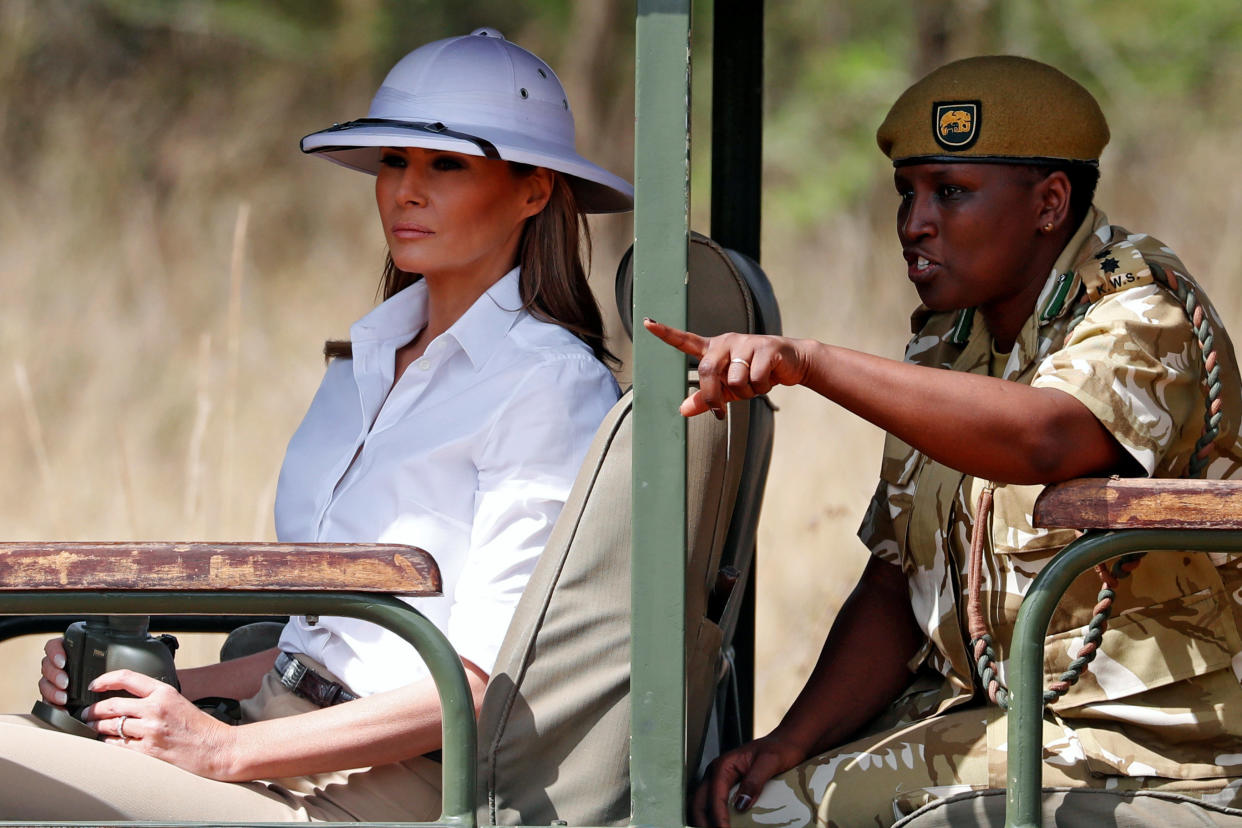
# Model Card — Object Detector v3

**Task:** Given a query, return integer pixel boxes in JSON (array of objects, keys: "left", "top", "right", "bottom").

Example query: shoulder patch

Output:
[{"left": 1079, "top": 240, "right": 1155, "bottom": 302}]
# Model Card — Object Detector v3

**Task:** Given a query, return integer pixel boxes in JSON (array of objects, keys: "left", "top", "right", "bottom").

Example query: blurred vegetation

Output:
[
  {"left": 760, "top": 0, "right": 1242, "bottom": 230},
  {"left": 3, "top": 0, "right": 1242, "bottom": 727}
]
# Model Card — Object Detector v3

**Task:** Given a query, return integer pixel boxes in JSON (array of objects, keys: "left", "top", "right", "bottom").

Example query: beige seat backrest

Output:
[{"left": 477, "top": 233, "right": 779, "bottom": 825}]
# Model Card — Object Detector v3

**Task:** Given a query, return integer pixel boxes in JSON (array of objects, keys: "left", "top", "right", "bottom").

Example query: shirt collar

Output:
[
  {"left": 1034, "top": 206, "right": 1108, "bottom": 323},
  {"left": 444, "top": 267, "right": 525, "bottom": 370},
  {"left": 350, "top": 280, "right": 428, "bottom": 346},
  {"left": 939, "top": 207, "right": 1109, "bottom": 347},
  {"left": 347, "top": 268, "right": 526, "bottom": 371},
  {"left": 989, "top": 207, "right": 1109, "bottom": 380}
]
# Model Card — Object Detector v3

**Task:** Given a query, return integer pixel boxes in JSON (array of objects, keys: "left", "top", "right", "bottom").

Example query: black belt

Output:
[
  {"left": 270, "top": 652, "right": 441, "bottom": 762},
  {"left": 275, "top": 652, "right": 359, "bottom": 707}
]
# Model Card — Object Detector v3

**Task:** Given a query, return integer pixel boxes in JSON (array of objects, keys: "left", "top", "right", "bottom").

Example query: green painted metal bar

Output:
[
  {"left": 0, "top": 591, "right": 476, "bottom": 828},
  {"left": 632, "top": 1, "right": 691, "bottom": 827},
  {"left": 1006, "top": 529, "right": 1242, "bottom": 828}
]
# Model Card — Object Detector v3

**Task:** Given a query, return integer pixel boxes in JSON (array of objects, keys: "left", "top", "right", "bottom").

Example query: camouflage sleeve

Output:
[
  {"left": 858, "top": 478, "right": 902, "bottom": 566},
  {"left": 857, "top": 434, "right": 922, "bottom": 567},
  {"left": 1030, "top": 284, "right": 1199, "bottom": 475}
]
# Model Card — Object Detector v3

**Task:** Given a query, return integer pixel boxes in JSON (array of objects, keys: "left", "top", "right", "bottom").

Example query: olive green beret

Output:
[{"left": 876, "top": 55, "right": 1109, "bottom": 166}]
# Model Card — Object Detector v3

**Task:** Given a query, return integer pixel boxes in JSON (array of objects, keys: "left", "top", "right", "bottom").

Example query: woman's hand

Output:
[
  {"left": 643, "top": 319, "right": 813, "bottom": 419},
  {"left": 691, "top": 733, "right": 807, "bottom": 827},
  {"left": 81, "top": 670, "right": 239, "bottom": 780},
  {"left": 38, "top": 637, "right": 70, "bottom": 707}
]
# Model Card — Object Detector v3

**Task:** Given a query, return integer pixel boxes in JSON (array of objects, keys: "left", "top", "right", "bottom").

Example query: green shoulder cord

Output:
[{"left": 966, "top": 264, "right": 1225, "bottom": 710}]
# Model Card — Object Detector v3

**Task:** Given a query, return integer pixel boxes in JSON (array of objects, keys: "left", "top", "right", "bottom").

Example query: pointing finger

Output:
[
  {"left": 643, "top": 318, "right": 709, "bottom": 358},
  {"left": 679, "top": 389, "right": 714, "bottom": 418}
]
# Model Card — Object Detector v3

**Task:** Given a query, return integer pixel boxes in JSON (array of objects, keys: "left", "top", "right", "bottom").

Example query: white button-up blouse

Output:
[{"left": 274, "top": 268, "right": 620, "bottom": 696}]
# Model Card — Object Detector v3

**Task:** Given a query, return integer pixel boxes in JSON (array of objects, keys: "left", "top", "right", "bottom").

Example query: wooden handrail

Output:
[
  {"left": 1033, "top": 478, "right": 1242, "bottom": 530},
  {"left": 0, "top": 542, "right": 440, "bottom": 594}
]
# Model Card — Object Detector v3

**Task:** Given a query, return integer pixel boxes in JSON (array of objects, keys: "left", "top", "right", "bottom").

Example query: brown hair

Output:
[{"left": 325, "top": 167, "right": 614, "bottom": 367}]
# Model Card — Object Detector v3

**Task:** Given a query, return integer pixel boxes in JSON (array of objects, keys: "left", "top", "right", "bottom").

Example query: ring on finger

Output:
[
  {"left": 118, "top": 714, "right": 129, "bottom": 744},
  {"left": 729, "top": 357, "right": 751, "bottom": 370}
]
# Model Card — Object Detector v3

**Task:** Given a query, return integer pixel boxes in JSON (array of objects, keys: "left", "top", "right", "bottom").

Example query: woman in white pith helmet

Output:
[{"left": 3, "top": 28, "right": 629, "bottom": 821}]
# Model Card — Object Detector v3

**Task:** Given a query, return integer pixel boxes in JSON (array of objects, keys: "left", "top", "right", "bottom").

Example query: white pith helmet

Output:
[{"left": 301, "top": 27, "right": 633, "bottom": 214}]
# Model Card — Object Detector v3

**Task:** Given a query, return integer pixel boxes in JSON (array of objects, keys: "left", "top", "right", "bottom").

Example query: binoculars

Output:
[{"left": 32, "top": 616, "right": 179, "bottom": 739}]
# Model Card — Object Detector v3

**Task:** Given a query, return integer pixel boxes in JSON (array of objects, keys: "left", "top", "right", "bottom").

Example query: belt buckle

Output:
[{"left": 279, "top": 655, "right": 308, "bottom": 692}]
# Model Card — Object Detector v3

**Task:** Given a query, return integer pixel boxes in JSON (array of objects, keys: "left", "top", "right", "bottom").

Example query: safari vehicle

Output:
[{"left": 1, "top": 3, "right": 1240, "bottom": 828}]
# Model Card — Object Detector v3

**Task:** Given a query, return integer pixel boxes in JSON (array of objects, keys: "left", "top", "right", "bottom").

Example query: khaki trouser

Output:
[
  {"left": 0, "top": 655, "right": 441, "bottom": 822},
  {"left": 733, "top": 705, "right": 1242, "bottom": 828}
]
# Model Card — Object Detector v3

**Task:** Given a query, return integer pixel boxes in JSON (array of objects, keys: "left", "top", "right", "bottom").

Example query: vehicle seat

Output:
[
  {"left": 476, "top": 232, "right": 781, "bottom": 825},
  {"left": 893, "top": 787, "right": 1242, "bottom": 827}
]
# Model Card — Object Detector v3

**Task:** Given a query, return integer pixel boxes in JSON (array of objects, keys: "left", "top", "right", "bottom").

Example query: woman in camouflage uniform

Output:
[{"left": 648, "top": 56, "right": 1242, "bottom": 827}]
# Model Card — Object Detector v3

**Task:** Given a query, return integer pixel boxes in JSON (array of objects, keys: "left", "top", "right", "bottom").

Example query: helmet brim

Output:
[{"left": 301, "top": 121, "right": 634, "bottom": 214}]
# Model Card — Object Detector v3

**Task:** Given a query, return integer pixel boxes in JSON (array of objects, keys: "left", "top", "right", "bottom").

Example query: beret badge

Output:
[{"left": 933, "top": 101, "right": 981, "bottom": 151}]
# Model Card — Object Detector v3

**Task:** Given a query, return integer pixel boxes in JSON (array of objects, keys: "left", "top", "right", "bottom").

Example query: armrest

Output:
[
  {"left": 0, "top": 542, "right": 476, "bottom": 825},
  {"left": 0, "top": 542, "right": 440, "bottom": 595},
  {"left": 1033, "top": 477, "right": 1242, "bottom": 530}
]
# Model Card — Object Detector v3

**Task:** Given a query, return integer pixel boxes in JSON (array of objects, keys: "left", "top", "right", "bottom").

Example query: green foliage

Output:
[
  {"left": 99, "top": 0, "right": 336, "bottom": 58},
  {"left": 763, "top": 36, "right": 908, "bottom": 228},
  {"left": 756, "top": 0, "right": 1242, "bottom": 232}
]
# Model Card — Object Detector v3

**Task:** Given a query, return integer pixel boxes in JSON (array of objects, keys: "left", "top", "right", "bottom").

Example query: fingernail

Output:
[
  {"left": 644, "top": 317, "right": 656, "bottom": 324},
  {"left": 54, "top": 690, "right": 67, "bottom": 705},
  {"left": 55, "top": 673, "right": 68, "bottom": 690},
  {"left": 53, "top": 653, "right": 65, "bottom": 669},
  {"left": 734, "top": 794, "right": 753, "bottom": 811}
]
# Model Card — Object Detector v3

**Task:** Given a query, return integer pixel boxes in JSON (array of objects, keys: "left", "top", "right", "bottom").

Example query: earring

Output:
[{"left": 1042, "top": 222, "right": 1054, "bottom": 233}]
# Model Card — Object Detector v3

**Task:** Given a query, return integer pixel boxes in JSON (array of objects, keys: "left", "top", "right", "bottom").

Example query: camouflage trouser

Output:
[{"left": 732, "top": 705, "right": 1242, "bottom": 828}]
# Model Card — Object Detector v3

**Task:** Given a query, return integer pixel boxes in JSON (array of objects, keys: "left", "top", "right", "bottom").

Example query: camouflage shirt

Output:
[{"left": 857, "top": 207, "right": 1242, "bottom": 780}]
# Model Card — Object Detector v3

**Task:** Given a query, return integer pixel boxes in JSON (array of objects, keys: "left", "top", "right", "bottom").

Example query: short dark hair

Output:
[{"left": 1019, "top": 162, "right": 1100, "bottom": 228}]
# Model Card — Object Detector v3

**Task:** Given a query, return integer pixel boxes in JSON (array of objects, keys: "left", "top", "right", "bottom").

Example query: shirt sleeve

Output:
[
  {"left": 1030, "top": 284, "right": 1200, "bottom": 476},
  {"left": 446, "top": 353, "right": 620, "bottom": 675},
  {"left": 857, "top": 425, "right": 924, "bottom": 567},
  {"left": 858, "top": 479, "right": 903, "bottom": 566}
]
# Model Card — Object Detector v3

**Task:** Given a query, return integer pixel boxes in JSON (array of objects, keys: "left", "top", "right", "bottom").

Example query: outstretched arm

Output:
[
  {"left": 643, "top": 320, "right": 1132, "bottom": 485},
  {"left": 692, "top": 556, "right": 921, "bottom": 827}
]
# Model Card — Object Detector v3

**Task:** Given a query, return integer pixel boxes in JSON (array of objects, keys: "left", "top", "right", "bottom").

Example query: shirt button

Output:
[{"left": 417, "top": 360, "right": 431, "bottom": 371}]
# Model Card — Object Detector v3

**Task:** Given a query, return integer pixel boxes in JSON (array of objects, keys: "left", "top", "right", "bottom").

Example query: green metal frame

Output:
[
  {"left": 0, "top": 591, "right": 477, "bottom": 828},
  {"left": 631, "top": 2, "right": 692, "bottom": 828},
  {"left": 1005, "top": 529, "right": 1242, "bottom": 828}
]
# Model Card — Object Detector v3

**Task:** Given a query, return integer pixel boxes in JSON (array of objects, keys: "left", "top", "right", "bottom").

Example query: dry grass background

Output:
[{"left": 3, "top": 0, "right": 1242, "bottom": 745}]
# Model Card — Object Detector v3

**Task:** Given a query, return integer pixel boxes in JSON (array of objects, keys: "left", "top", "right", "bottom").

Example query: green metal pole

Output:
[
  {"left": 0, "top": 591, "right": 476, "bottom": 828},
  {"left": 632, "top": 2, "right": 691, "bottom": 827},
  {"left": 1006, "top": 529, "right": 1242, "bottom": 828}
]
